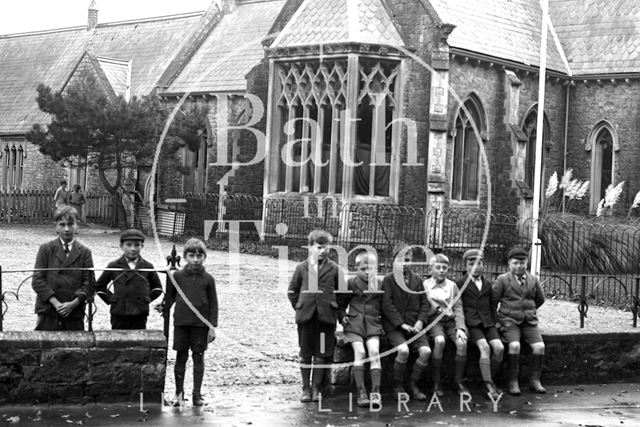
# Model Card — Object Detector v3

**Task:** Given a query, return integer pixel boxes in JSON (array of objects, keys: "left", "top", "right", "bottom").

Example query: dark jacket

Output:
[
  {"left": 31, "top": 239, "right": 94, "bottom": 318},
  {"left": 165, "top": 266, "right": 218, "bottom": 328},
  {"left": 456, "top": 274, "right": 497, "bottom": 328},
  {"left": 492, "top": 271, "right": 545, "bottom": 325},
  {"left": 338, "top": 275, "right": 384, "bottom": 338},
  {"left": 95, "top": 256, "right": 163, "bottom": 316},
  {"left": 381, "top": 270, "right": 434, "bottom": 333},
  {"left": 288, "top": 259, "right": 342, "bottom": 325}
]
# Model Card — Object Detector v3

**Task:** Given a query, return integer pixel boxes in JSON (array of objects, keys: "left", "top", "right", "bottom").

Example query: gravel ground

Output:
[{"left": 0, "top": 224, "right": 637, "bottom": 399}]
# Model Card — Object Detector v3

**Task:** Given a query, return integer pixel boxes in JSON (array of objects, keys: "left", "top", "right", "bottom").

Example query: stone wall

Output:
[
  {"left": 332, "top": 331, "right": 640, "bottom": 392},
  {"left": 0, "top": 330, "right": 166, "bottom": 404}
]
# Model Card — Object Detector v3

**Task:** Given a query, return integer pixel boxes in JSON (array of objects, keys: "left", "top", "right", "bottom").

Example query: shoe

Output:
[
  {"left": 311, "top": 388, "right": 322, "bottom": 402},
  {"left": 300, "top": 388, "right": 312, "bottom": 403},
  {"left": 356, "top": 388, "right": 370, "bottom": 407},
  {"left": 392, "top": 385, "right": 407, "bottom": 400},
  {"left": 171, "top": 392, "right": 184, "bottom": 407},
  {"left": 408, "top": 382, "right": 427, "bottom": 401},
  {"left": 455, "top": 381, "right": 470, "bottom": 395},
  {"left": 432, "top": 382, "right": 444, "bottom": 398},
  {"left": 192, "top": 392, "right": 205, "bottom": 406},
  {"left": 483, "top": 381, "right": 500, "bottom": 400},
  {"left": 529, "top": 380, "right": 547, "bottom": 394}
]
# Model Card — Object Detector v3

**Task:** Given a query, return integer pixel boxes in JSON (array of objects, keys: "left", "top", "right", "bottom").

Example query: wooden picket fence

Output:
[{"left": 0, "top": 190, "right": 114, "bottom": 225}]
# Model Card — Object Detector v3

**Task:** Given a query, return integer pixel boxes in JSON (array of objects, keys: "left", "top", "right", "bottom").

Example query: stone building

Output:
[{"left": 1, "top": 0, "right": 639, "bottom": 227}]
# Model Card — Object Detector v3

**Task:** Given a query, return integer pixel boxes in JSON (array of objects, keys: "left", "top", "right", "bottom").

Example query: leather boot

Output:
[
  {"left": 507, "top": 354, "right": 521, "bottom": 396},
  {"left": 408, "top": 361, "right": 427, "bottom": 401},
  {"left": 529, "top": 354, "right": 547, "bottom": 394},
  {"left": 356, "top": 386, "right": 370, "bottom": 407},
  {"left": 392, "top": 361, "right": 407, "bottom": 399}
]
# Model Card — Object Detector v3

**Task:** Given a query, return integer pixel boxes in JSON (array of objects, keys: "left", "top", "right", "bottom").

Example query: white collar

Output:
[{"left": 60, "top": 238, "right": 75, "bottom": 247}]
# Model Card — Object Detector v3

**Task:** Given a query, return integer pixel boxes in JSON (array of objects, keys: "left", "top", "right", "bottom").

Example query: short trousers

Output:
[
  {"left": 500, "top": 321, "right": 543, "bottom": 344},
  {"left": 173, "top": 325, "right": 209, "bottom": 352},
  {"left": 468, "top": 325, "right": 500, "bottom": 343},
  {"left": 386, "top": 328, "right": 430, "bottom": 351},
  {"left": 343, "top": 332, "right": 380, "bottom": 344},
  {"left": 297, "top": 317, "right": 336, "bottom": 361},
  {"left": 428, "top": 317, "right": 459, "bottom": 342}
]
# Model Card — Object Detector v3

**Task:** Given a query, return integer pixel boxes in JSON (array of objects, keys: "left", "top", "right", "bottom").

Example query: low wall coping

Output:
[{"left": 0, "top": 330, "right": 166, "bottom": 350}]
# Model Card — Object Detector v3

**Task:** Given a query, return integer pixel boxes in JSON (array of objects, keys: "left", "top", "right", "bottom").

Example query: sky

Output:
[{"left": 0, "top": 0, "right": 214, "bottom": 36}]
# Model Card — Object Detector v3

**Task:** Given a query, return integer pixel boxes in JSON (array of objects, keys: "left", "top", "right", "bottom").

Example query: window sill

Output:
[
  {"left": 348, "top": 195, "right": 396, "bottom": 205},
  {"left": 449, "top": 200, "right": 480, "bottom": 209}
]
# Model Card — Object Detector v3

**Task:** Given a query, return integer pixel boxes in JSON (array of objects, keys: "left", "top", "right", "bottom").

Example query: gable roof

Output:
[
  {"left": 428, "top": 0, "right": 568, "bottom": 73},
  {"left": 0, "top": 12, "right": 203, "bottom": 135},
  {"left": 270, "top": 0, "right": 405, "bottom": 49},
  {"left": 549, "top": 0, "right": 640, "bottom": 76},
  {"left": 164, "top": 0, "right": 287, "bottom": 94}
]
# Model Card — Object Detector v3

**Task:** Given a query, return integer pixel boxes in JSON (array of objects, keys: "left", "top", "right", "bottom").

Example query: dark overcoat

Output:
[
  {"left": 95, "top": 256, "right": 163, "bottom": 316},
  {"left": 381, "top": 270, "right": 433, "bottom": 333},
  {"left": 287, "top": 259, "right": 342, "bottom": 325},
  {"left": 31, "top": 239, "right": 94, "bottom": 318},
  {"left": 456, "top": 274, "right": 497, "bottom": 328},
  {"left": 338, "top": 275, "right": 384, "bottom": 338},
  {"left": 492, "top": 271, "right": 545, "bottom": 325}
]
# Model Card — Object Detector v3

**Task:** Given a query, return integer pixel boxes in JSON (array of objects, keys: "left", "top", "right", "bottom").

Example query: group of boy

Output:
[
  {"left": 31, "top": 206, "right": 218, "bottom": 406},
  {"left": 288, "top": 229, "right": 546, "bottom": 407}
]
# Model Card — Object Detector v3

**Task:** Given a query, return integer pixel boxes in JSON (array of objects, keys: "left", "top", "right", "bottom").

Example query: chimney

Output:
[{"left": 88, "top": 0, "right": 98, "bottom": 30}]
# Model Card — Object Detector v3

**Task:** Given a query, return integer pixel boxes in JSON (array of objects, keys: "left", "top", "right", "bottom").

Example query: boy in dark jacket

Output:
[
  {"left": 493, "top": 247, "right": 545, "bottom": 396},
  {"left": 456, "top": 249, "right": 503, "bottom": 399},
  {"left": 96, "top": 229, "right": 163, "bottom": 329},
  {"left": 338, "top": 251, "right": 383, "bottom": 407},
  {"left": 382, "top": 244, "right": 438, "bottom": 401},
  {"left": 31, "top": 206, "right": 94, "bottom": 331},
  {"left": 288, "top": 229, "right": 342, "bottom": 403},
  {"left": 164, "top": 238, "right": 218, "bottom": 406}
]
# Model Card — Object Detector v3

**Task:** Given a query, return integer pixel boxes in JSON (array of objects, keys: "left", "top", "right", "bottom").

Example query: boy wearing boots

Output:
[
  {"left": 456, "top": 249, "right": 503, "bottom": 400},
  {"left": 424, "top": 254, "right": 468, "bottom": 397},
  {"left": 382, "top": 244, "right": 437, "bottom": 402},
  {"left": 288, "top": 230, "right": 342, "bottom": 403},
  {"left": 164, "top": 238, "right": 218, "bottom": 406},
  {"left": 493, "top": 247, "right": 546, "bottom": 396},
  {"left": 338, "top": 252, "right": 383, "bottom": 407}
]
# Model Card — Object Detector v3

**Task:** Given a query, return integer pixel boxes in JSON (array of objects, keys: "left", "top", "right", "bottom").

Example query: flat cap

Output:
[
  {"left": 120, "top": 229, "right": 145, "bottom": 243},
  {"left": 506, "top": 247, "right": 528, "bottom": 260},
  {"left": 463, "top": 249, "right": 483, "bottom": 262}
]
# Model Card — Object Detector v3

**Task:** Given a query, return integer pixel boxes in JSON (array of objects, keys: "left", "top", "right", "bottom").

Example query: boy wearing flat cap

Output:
[
  {"left": 456, "top": 249, "right": 503, "bottom": 400},
  {"left": 96, "top": 229, "right": 163, "bottom": 329},
  {"left": 493, "top": 247, "right": 546, "bottom": 396}
]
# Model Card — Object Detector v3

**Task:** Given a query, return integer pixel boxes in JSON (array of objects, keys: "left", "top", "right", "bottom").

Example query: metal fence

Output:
[
  {"left": 0, "top": 246, "right": 181, "bottom": 334},
  {"left": 154, "top": 194, "right": 640, "bottom": 312}
]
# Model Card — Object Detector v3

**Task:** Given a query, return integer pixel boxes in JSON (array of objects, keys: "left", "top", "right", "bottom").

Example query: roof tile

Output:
[{"left": 272, "top": 0, "right": 404, "bottom": 49}]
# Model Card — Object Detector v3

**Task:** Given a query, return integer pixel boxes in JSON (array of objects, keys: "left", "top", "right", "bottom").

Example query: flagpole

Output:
[{"left": 530, "top": 0, "right": 549, "bottom": 276}]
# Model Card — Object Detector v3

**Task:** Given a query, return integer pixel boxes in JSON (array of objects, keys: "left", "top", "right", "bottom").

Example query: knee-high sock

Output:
[
  {"left": 479, "top": 357, "right": 492, "bottom": 382},
  {"left": 192, "top": 352, "right": 205, "bottom": 394},
  {"left": 174, "top": 351, "right": 188, "bottom": 395},
  {"left": 352, "top": 365, "right": 365, "bottom": 391},
  {"left": 455, "top": 355, "right": 467, "bottom": 382}
]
